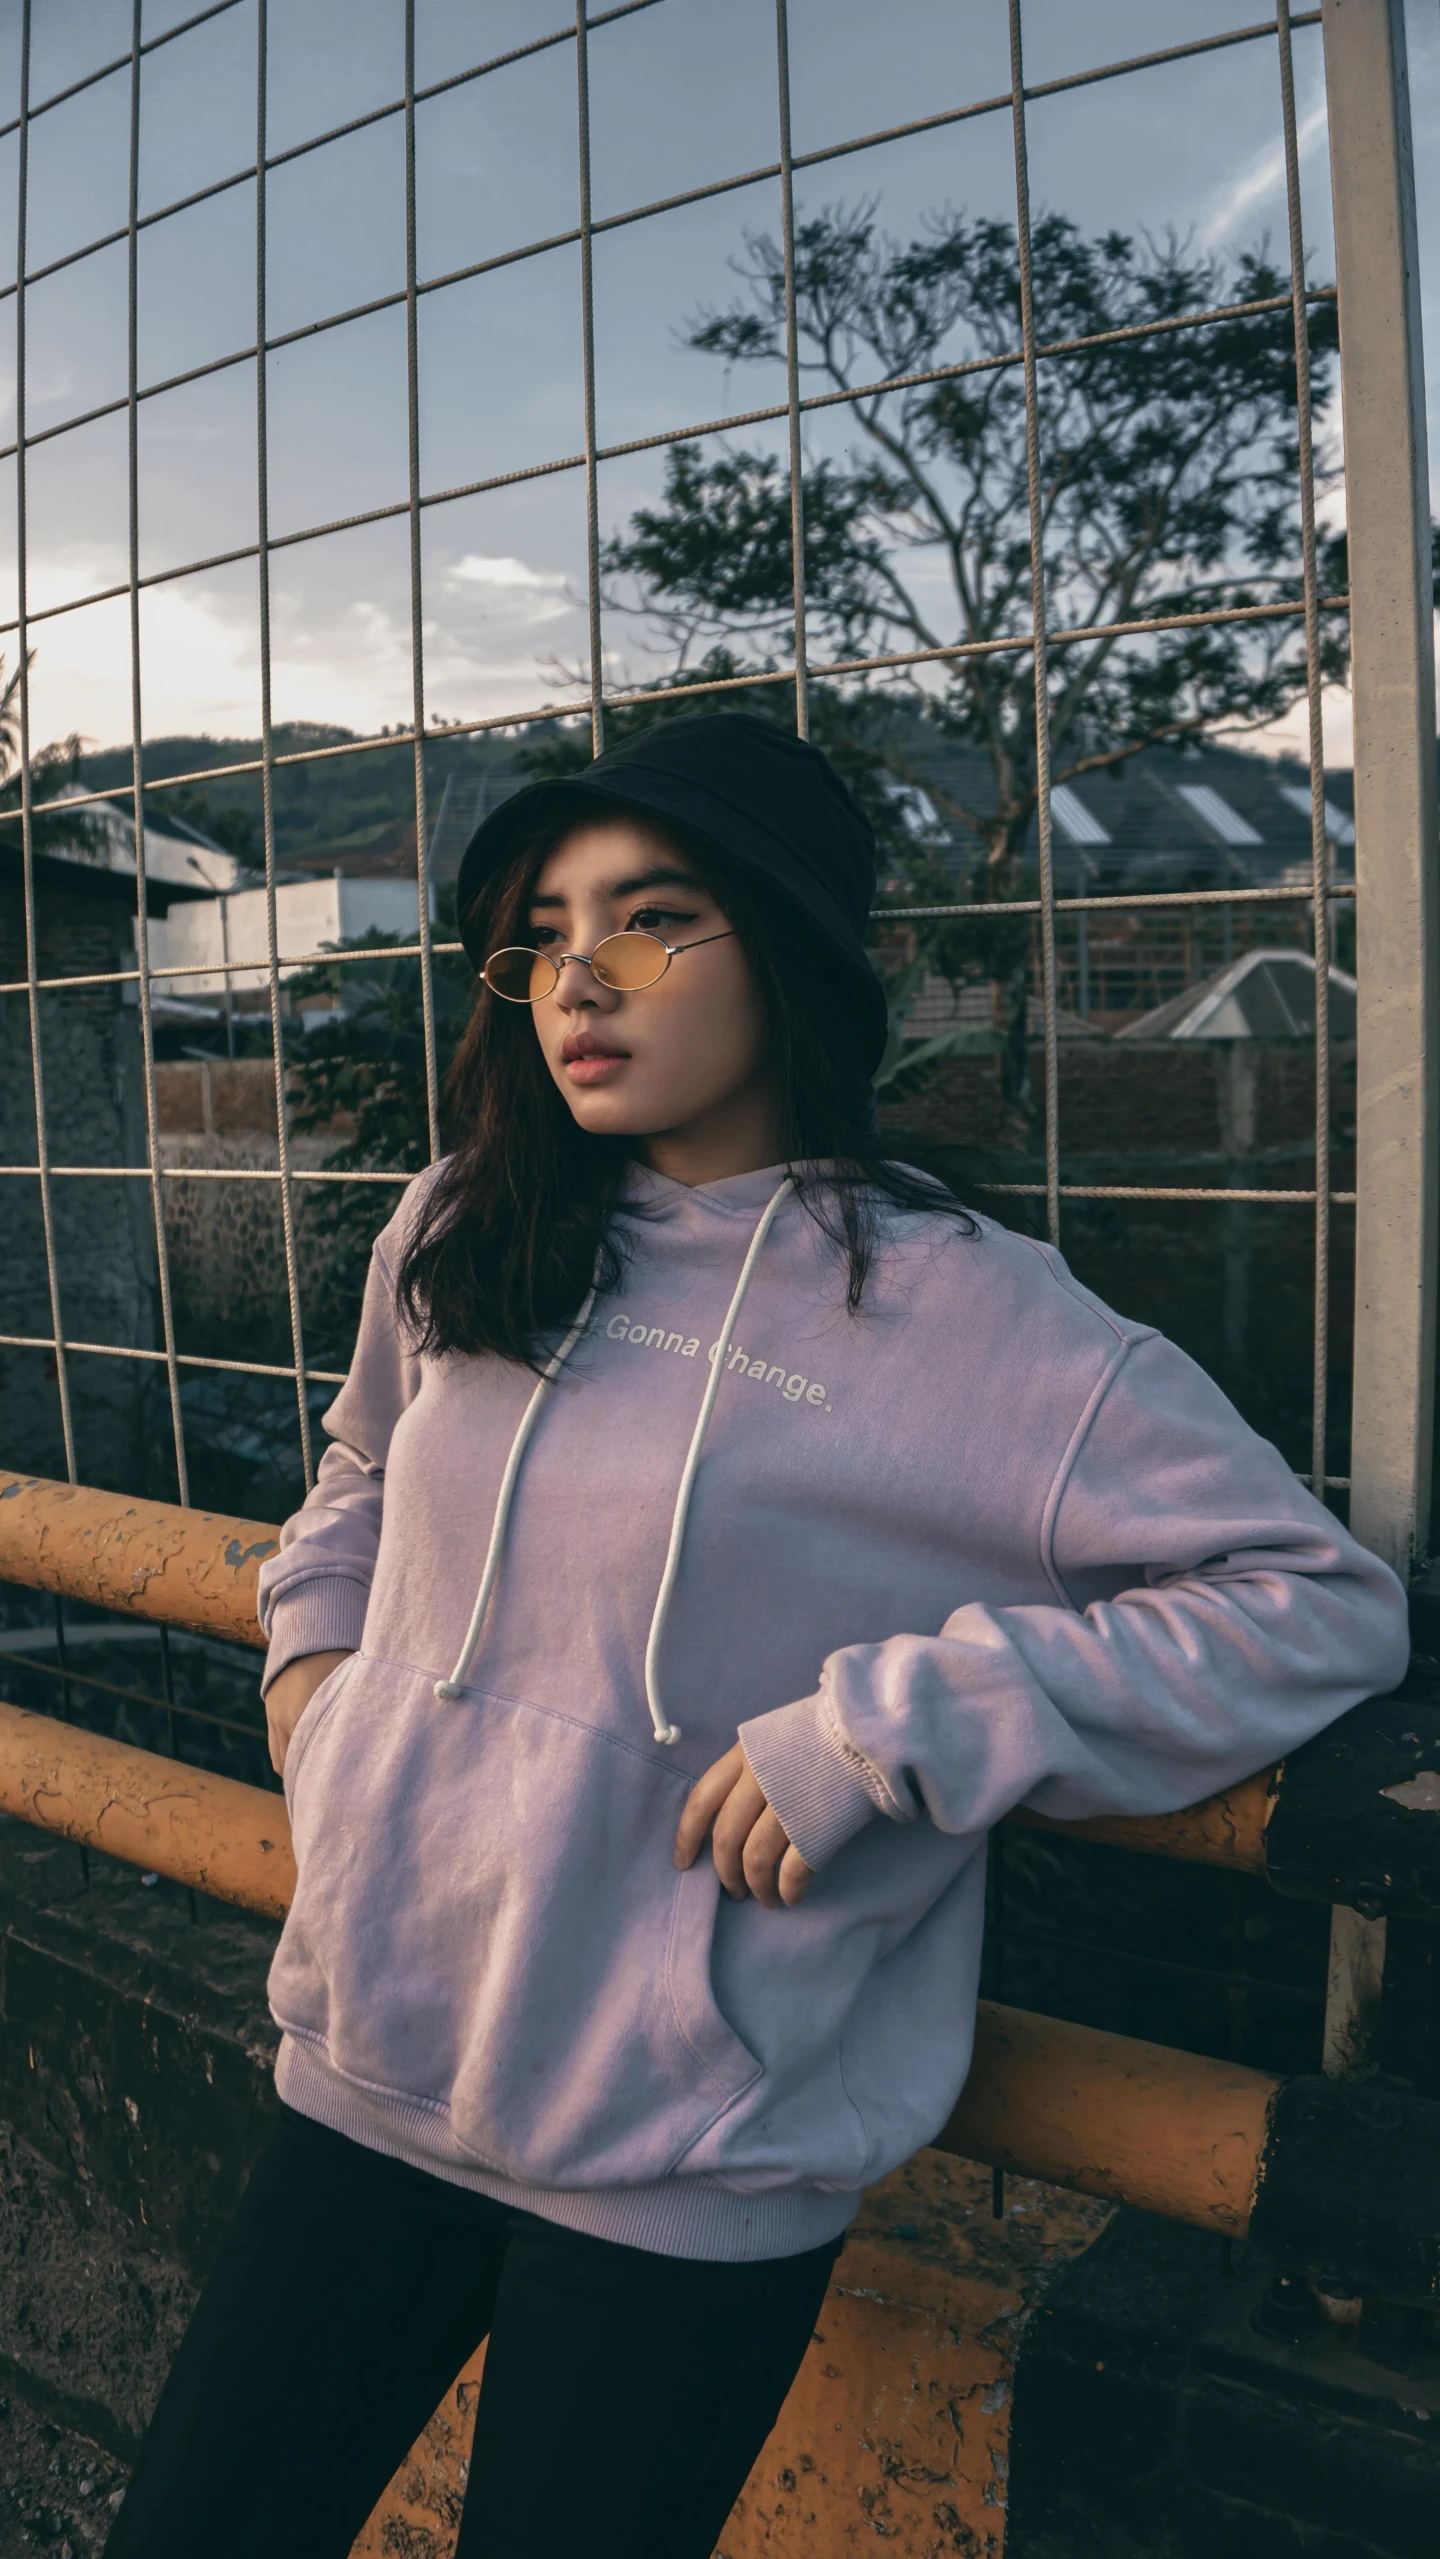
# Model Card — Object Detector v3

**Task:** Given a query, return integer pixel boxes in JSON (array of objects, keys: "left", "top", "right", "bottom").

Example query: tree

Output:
[
  {"left": 0, "top": 653, "right": 23, "bottom": 775},
  {"left": 0, "top": 665, "right": 105, "bottom": 861},
  {"left": 603, "top": 205, "right": 1344, "bottom": 1097},
  {"left": 259, "top": 207, "right": 1355, "bottom": 1299}
]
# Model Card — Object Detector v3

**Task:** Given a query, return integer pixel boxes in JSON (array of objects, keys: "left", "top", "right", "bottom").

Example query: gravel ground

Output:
[{"left": 0, "top": 2399, "right": 129, "bottom": 2558}]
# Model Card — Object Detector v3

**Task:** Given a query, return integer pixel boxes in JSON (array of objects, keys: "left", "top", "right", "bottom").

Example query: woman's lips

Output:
[
  {"left": 565, "top": 1054, "right": 627, "bottom": 1085},
  {"left": 561, "top": 1033, "right": 629, "bottom": 1086}
]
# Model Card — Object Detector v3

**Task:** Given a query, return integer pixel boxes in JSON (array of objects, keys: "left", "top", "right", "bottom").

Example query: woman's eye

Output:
[
  {"left": 528, "top": 925, "right": 562, "bottom": 948},
  {"left": 628, "top": 905, "right": 696, "bottom": 934}
]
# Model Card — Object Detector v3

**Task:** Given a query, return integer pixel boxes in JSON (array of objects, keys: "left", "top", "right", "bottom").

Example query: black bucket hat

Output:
[{"left": 454, "top": 709, "right": 889, "bottom": 1077}]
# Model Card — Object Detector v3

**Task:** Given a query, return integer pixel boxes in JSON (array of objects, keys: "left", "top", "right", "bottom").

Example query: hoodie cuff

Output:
[
  {"left": 739, "top": 1693, "right": 882, "bottom": 1873},
  {"left": 260, "top": 1576, "right": 371, "bottom": 1696}
]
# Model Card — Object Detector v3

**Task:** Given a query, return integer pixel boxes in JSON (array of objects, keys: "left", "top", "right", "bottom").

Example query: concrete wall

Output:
[{"left": 1006, "top": 2210, "right": 1440, "bottom": 2557}]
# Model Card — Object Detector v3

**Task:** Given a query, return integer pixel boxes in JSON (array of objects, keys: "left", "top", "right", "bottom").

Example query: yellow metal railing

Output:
[
  {"left": 0, "top": 1467, "right": 1276, "bottom": 1872},
  {"left": 0, "top": 1690, "right": 1278, "bottom": 2238}
]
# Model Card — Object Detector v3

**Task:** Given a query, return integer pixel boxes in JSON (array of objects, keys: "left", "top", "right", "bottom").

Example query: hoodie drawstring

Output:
[
  {"left": 433, "top": 1176, "right": 795, "bottom": 1740},
  {"left": 432, "top": 1279, "right": 600, "bottom": 1703},
  {"left": 642, "top": 1176, "right": 793, "bottom": 1743}
]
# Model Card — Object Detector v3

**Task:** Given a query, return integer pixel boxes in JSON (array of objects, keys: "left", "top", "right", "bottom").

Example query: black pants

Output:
[{"left": 105, "top": 2105, "right": 843, "bottom": 2559}]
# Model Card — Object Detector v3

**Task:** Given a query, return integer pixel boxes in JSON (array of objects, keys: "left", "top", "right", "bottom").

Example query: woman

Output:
[{"left": 108, "top": 711, "right": 1408, "bottom": 2558}]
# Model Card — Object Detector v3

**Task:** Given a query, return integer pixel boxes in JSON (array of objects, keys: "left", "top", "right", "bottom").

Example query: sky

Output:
[{"left": 0, "top": 0, "right": 1434, "bottom": 772}]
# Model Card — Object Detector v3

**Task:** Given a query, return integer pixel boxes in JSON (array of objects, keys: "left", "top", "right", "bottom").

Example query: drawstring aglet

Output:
[
  {"left": 433, "top": 1680, "right": 464, "bottom": 1703},
  {"left": 656, "top": 1724, "right": 681, "bottom": 1745}
]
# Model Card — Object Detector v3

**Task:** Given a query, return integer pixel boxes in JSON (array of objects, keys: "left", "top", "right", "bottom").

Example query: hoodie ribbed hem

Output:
[
  {"left": 260, "top": 1576, "right": 372, "bottom": 1694},
  {"left": 275, "top": 2034, "right": 858, "bottom": 2264},
  {"left": 739, "top": 1691, "right": 883, "bottom": 1872}
]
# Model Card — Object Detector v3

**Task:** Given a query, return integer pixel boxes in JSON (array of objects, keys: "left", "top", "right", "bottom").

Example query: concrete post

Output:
[
  {"left": 1324, "top": 0, "right": 1438, "bottom": 1581},
  {"left": 1321, "top": 0, "right": 1438, "bottom": 2076}
]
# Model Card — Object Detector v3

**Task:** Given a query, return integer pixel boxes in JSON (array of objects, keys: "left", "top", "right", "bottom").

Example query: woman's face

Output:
[{"left": 518, "top": 819, "right": 779, "bottom": 1175}]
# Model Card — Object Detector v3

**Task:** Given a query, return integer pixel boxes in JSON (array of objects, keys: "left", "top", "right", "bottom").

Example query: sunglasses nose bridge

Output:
[{"left": 552, "top": 949, "right": 629, "bottom": 1012}]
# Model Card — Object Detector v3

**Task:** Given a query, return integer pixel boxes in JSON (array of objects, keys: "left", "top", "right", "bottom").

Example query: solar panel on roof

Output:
[
  {"left": 1276, "top": 783, "right": 1356, "bottom": 845},
  {"left": 1049, "top": 783, "right": 1111, "bottom": 845},
  {"left": 1174, "top": 784, "right": 1263, "bottom": 846}
]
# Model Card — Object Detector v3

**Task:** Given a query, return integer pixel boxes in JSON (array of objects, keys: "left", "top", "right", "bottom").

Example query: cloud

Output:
[
  {"left": 439, "top": 554, "right": 575, "bottom": 647},
  {"left": 19, "top": 557, "right": 262, "bottom": 749},
  {"left": 1198, "top": 101, "right": 1330, "bottom": 251},
  {"left": 423, "top": 550, "right": 584, "bottom": 720},
  {"left": 15, "top": 542, "right": 590, "bottom": 751},
  {"left": 447, "top": 554, "right": 569, "bottom": 597}
]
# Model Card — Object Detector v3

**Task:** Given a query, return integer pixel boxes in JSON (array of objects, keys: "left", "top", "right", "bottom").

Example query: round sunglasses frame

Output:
[{"left": 482, "top": 926, "right": 735, "bottom": 1003}]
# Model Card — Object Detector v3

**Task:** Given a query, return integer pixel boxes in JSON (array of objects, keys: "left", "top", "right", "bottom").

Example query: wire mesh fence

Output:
[{"left": 0, "top": 1, "right": 1425, "bottom": 2072}]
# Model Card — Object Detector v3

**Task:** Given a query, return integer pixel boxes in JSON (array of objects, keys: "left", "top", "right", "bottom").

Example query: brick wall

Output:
[
  {"left": 152, "top": 1061, "right": 368, "bottom": 1341},
  {"left": 879, "top": 1038, "right": 1354, "bottom": 1169},
  {"left": 154, "top": 1059, "right": 282, "bottom": 1138},
  {"left": 879, "top": 1039, "right": 1357, "bottom": 1473},
  {"left": 0, "top": 875, "right": 159, "bottom": 1492}
]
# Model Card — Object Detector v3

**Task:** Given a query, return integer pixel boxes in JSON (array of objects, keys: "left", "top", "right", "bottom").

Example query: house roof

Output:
[
  {"left": 1116, "top": 947, "right": 1358, "bottom": 1040},
  {"left": 0, "top": 834, "right": 213, "bottom": 914},
  {"left": 890, "top": 740, "right": 1355, "bottom": 901},
  {"left": 2, "top": 789, "right": 247, "bottom": 906}
]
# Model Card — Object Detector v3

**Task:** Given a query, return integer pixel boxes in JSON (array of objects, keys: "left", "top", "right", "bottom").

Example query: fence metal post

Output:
[{"left": 1321, "top": 0, "right": 1437, "bottom": 2075}]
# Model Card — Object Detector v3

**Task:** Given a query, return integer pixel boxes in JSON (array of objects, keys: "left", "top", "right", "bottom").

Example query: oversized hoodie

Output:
[{"left": 258, "top": 1164, "right": 1409, "bottom": 2261}]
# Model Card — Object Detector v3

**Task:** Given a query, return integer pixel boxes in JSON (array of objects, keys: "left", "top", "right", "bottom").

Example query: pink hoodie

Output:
[{"left": 259, "top": 1164, "right": 1408, "bottom": 2261}]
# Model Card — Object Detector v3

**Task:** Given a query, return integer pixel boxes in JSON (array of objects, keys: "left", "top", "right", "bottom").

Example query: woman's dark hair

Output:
[{"left": 396, "top": 798, "right": 975, "bottom": 1365}]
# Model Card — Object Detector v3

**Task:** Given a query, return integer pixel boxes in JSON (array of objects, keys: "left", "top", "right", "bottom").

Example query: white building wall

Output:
[{"left": 145, "top": 876, "right": 427, "bottom": 996}]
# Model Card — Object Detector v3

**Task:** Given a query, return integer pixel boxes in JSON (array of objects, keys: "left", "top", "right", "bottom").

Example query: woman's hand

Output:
[
  {"left": 674, "top": 1742, "right": 813, "bottom": 1909},
  {"left": 265, "top": 1649, "right": 354, "bottom": 1777}
]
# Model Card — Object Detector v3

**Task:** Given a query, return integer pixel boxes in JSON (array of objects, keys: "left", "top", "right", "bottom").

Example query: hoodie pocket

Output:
[
  {"left": 271, "top": 1653, "right": 762, "bottom": 2189},
  {"left": 280, "top": 1653, "right": 356, "bottom": 1806}
]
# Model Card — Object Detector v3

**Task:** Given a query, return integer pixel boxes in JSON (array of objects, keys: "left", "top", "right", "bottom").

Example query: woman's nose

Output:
[{"left": 552, "top": 955, "right": 620, "bottom": 1012}]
